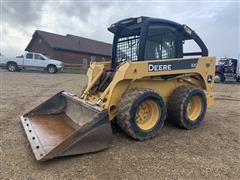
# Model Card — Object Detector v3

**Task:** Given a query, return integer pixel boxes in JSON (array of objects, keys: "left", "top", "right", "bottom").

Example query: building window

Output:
[
  {"left": 90, "top": 56, "right": 96, "bottom": 62},
  {"left": 82, "top": 58, "right": 88, "bottom": 65}
]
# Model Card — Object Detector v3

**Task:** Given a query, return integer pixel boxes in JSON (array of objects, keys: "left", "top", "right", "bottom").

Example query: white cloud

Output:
[{"left": 1, "top": 1, "right": 239, "bottom": 59}]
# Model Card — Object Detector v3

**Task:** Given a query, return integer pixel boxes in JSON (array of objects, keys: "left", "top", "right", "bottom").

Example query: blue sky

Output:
[{"left": 1, "top": 0, "right": 239, "bottom": 59}]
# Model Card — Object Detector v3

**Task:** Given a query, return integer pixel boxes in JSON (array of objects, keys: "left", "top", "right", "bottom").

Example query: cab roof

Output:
[
  {"left": 108, "top": 16, "right": 183, "bottom": 33},
  {"left": 108, "top": 16, "right": 195, "bottom": 41}
]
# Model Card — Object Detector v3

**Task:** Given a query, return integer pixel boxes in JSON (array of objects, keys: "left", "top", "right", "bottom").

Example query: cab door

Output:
[
  {"left": 24, "top": 53, "right": 35, "bottom": 68},
  {"left": 143, "top": 23, "right": 179, "bottom": 61},
  {"left": 33, "top": 53, "right": 47, "bottom": 68}
]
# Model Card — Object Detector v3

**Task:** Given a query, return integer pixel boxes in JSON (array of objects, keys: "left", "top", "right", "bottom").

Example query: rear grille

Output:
[{"left": 116, "top": 35, "right": 140, "bottom": 63}]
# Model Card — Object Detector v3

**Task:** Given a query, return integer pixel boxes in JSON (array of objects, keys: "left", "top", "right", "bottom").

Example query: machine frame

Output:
[{"left": 82, "top": 17, "right": 215, "bottom": 120}]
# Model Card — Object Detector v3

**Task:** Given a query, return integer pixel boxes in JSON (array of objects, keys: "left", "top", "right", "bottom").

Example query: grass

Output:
[{"left": 63, "top": 67, "right": 87, "bottom": 74}]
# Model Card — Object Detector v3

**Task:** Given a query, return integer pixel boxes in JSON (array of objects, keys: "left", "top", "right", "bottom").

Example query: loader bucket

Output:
[{"left": 20, "top": 91, "right": 112, "bottom": 161}]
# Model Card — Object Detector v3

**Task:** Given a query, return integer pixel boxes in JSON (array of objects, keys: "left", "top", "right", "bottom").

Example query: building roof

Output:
[{"left": 26, "top": 30, "right": 112, "bottom": 57}]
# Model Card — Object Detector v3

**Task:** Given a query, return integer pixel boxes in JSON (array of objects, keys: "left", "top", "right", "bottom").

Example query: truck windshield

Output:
[
  {"left": 218, "top": 60, "right": 227, "bottom": 65},
  {"left": 41, "top": 54, "right": 48, "bottom": 60}
]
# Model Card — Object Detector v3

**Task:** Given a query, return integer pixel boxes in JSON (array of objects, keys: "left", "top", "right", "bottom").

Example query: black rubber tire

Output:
[
  {"left": 116, "top": 89, "right": 167, "bottom": 141},
  {"left": 236, "top": 76, "right": 240, "bottom": 82},
  {"left": 47, "top": 65, "right": 57, "bottom": 74},
  {"left": 7, "top": 62, "right": 18, "bottom": 72},
  {"left": 167, "top": 86, "right": 207, "bottom": 129}
]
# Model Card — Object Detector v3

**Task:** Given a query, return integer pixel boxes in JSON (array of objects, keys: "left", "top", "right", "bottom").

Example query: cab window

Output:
[
  {"left": 144, "top": 24, "right": 176, "bottom": 60},
  {"left": 34, "top": 54, "right": 45, "bottom": 60},
  {"left": 26, "top": 53, "right": 33, "bottom": 59}
]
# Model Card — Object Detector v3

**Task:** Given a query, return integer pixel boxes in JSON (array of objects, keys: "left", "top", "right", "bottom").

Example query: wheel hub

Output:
[
  {"left": 49, "top": 67, "right": 55, "bottom": 73},
  {"left": 9, "top": 65, "right": 15, "bottom": 71},
  {"left": 214, "top": 74, "right": 221, "bottom": 83},
  {"left": 187, "top": 96, "right": 202, "bottom": 121},
  {"left": 136, "top": 100, "right": 160, "bottom": 131}
]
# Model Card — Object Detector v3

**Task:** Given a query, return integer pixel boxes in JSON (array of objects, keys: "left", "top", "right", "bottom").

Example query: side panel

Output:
[
  {"left": 1, "top": 57, "right": 24, "bottom": 66},
  {"left": 106, "top": 57, "right": 216, "bottom": 120},
  {"left": 122, "top": 57, "right": 216, "bottom": 91}
]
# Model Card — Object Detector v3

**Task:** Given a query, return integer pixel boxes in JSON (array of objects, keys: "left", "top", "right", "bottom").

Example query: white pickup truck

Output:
[{"left": 0, "top": 52, "right": 64, "bottom": 74}]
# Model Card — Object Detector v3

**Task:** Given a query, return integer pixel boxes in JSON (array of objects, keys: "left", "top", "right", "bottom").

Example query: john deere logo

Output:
[
  {"left": 148, "top": 59, "right": 198, "bottom": 72},
  {"left": 148, "top": 64, "right": 172, "bottom": 72}
]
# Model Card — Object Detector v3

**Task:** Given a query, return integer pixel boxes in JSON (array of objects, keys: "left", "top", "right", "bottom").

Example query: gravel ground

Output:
[{"left": 1, "top": 69, "right": 240, "bottom": 179}]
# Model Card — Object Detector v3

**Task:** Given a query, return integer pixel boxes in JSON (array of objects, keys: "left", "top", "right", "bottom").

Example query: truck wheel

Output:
[
  {"left": 116, "top": 89, "right": 166, "bottom": 141},
  {"left": 236, "top": 76, "right": 240, "bottom": 82},
  {"left": 47, "top": 65, "right": 57, "bottom": 74},
  {"left": 7, "top": 62, "right": 18, "bottom": 72},
  {"left": 167, "top": 86, "right": 207, "bottom": 129},
  {"left": 214, "top": 73, "right": 224, "bottom": 83}
]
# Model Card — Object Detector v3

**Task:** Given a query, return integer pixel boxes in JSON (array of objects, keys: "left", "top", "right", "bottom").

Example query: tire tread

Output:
[
  {"left": 168, "top": 86, "right": 206, "bottom": 129},
  {"left": 116, "top": 89, "right": 158, "bottom": 140}
]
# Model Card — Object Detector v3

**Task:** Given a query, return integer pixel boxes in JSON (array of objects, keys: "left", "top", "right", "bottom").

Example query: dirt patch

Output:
[{"left": 1, "top": 70, "right": 240, "bottom": 179}]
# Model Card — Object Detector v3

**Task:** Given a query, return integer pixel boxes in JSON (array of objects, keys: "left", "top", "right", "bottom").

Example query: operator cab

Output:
[{"left": 108, "top": 16, "right": 208, "bottom": 69}]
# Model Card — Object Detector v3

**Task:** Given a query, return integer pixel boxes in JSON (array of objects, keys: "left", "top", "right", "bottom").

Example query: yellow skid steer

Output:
[{"left": 21, "top": 17, "right": 215, "bottom": 161}]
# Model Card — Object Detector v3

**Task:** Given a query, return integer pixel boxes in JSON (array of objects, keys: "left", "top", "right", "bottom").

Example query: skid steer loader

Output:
[{"left": 21, "top": 17, "right": 215, "bottom": 161}]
